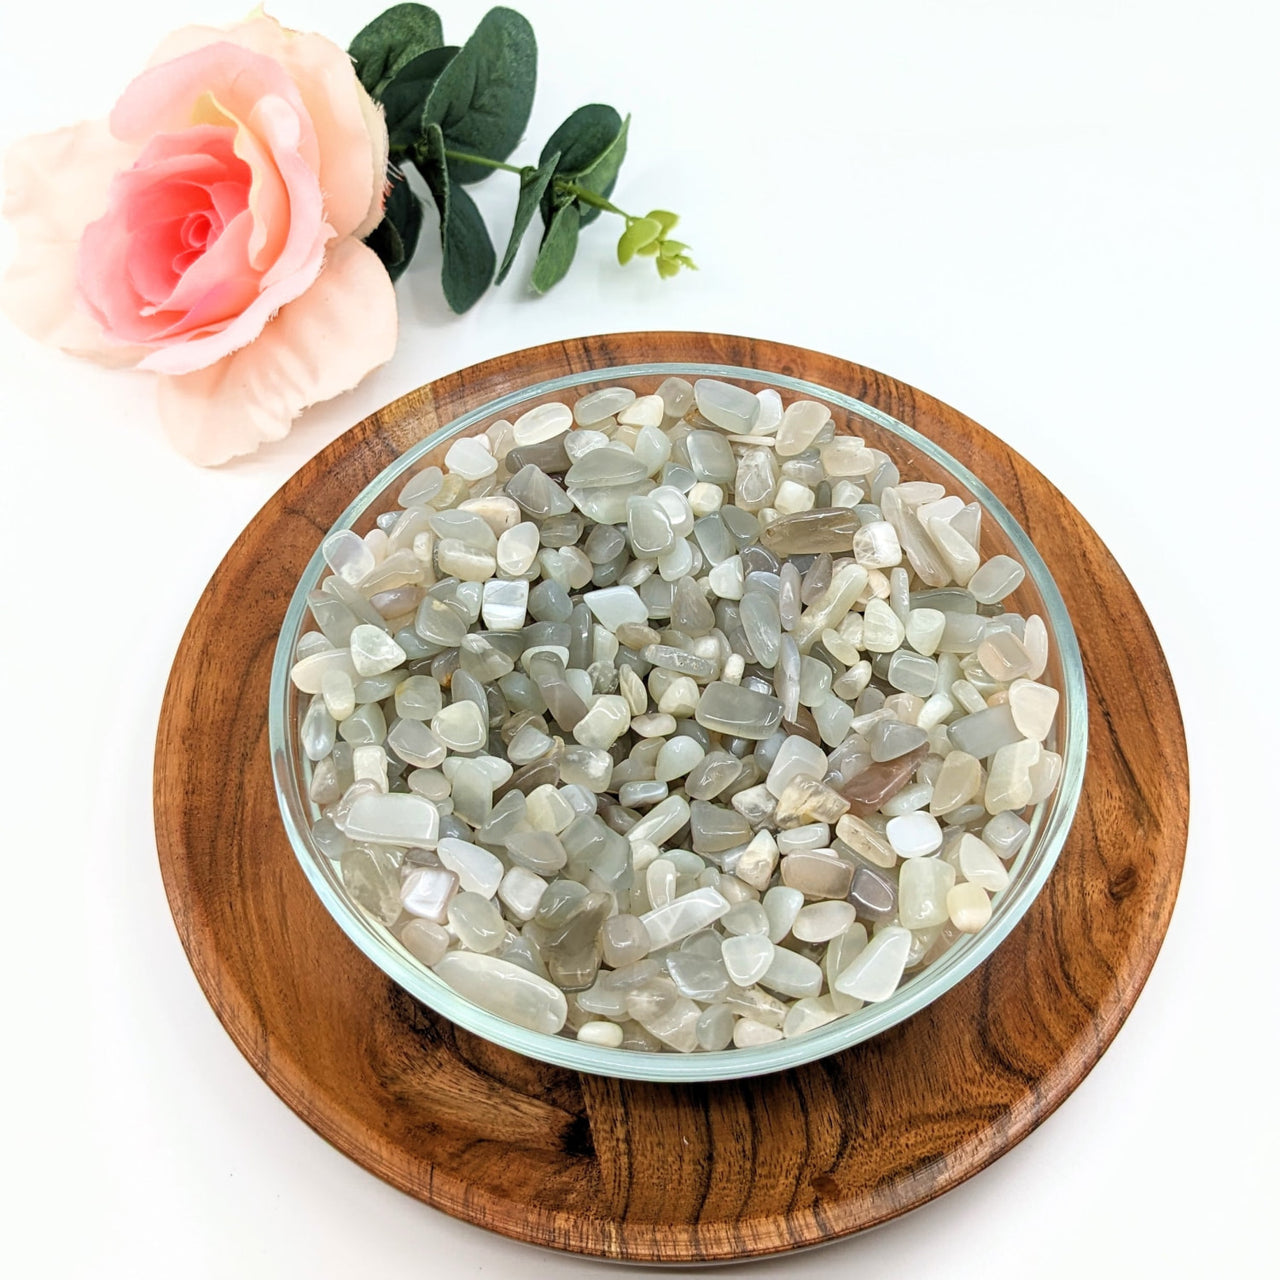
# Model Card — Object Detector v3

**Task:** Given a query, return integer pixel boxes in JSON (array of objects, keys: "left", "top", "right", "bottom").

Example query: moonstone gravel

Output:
[{"left": 290, "top": 377, "right": 1062, "bottom": 1050}]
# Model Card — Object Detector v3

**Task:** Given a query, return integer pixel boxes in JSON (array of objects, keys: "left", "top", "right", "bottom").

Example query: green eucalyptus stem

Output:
[
  {"left": 557, "top": 185, "right": 629, "bottom": 219},
  {"left": 437, "top": 147, "right": 526, "bottom": 176},
  {"left": 440, "top": 147, "right": 637, "bottom": 221}
]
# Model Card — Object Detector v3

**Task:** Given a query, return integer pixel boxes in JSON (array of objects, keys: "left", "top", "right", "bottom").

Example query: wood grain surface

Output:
[{"left": 153, "top": 332, "right": 1188, "bottom": 1263}]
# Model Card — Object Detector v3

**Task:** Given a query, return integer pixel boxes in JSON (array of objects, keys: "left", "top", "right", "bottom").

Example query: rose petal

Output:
[
  {"left": 209, "top": 179, "right": 247, "bottom": 226},
  {"left": 145, "top": 16, "right": 386, "bottom": 238},
  {"left": 259, "top": 27, "right": 387, "bottom": 239},
  {"left": 78, "top": 125, "right": 250, "bottom": 330},
  {"left": 126, "top": 214, "right": 189, "bottom": 301},
  {"left": 351, "top": 90, "right": 390, "bottom": 240},
  {"left": 79, "top": 186, "right": 261, "bottom": 349},
  {"left": 137, "top": 207, "right": 327, "bottom": 374},
  {"left": 206, "top": 93, "right": 289, "bottom": 271},
  {"left": 239, "top": 93, "right": 330, "bottom": 291},
  {"left": 111, "top": 42, "right": 317, "bottom": 169},
  {"left": 0, "top": 122, "right": 146, "bottom": 364},
  {"left": 155, "top": 238, "right": 397, "bottom": 465},
  {"left": 145, "top": 213, "right": 258, "bottom": 335}
]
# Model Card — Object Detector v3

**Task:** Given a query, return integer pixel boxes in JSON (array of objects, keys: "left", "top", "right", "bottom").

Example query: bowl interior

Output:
[{"left": 270, "top": 361, "right": 1086, "bottom": 1082}]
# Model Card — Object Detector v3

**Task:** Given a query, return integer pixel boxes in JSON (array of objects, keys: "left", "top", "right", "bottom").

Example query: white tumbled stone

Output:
[
  {"left": 985, "top": 738, "right": 1041, "bottom": 814},
  {"left": 1008, "top": 678, "right": 1060, "bottom": 742},
  {"left": 577, "top": 1020, "right": 625, "bottom": 1047},
  {"left": 791, "top": 900, "right": 858, "bottom": 943},
  {"left": 853, "top": 520, "right": 902, "bottom": 569},
  {"left": 899, "top": 857, "right": 957, "bottom": 928},
  {"left": 766, "top": 737, "right": 829, "bottom": 798},
  {"left": 733, "top": 1018, "right": 783, "bottom": 1047},
  {"left": 431, "top": 701, "right": 487, "bottom": 753},
  {"left": 885, "top": 811, "right": 944, "bottom": 858},
  {"left": 481, "top": 578, "right": 529, "bottom": 631},
  {"left": 762, "top": 884, "right": 804, "bottom": 942},
  {"left": 956, "top": 833, "right": 1011, "bottom": 891},
  {"left": 721, "top": 933, "right": 774, "bottom": 986},
  {"left": 344, "top": 792, "right": 439, "bottom": 847},
  {"left": 444, "top": 436, "right": 498, "bottom": 480},
  {"left": 349, "top": 624, "right": 406, "bottom": 677},
  {"left": 862, "top": 597, "right": 906, "bottom": 652},
  {"left": 905, "top": 608, "right": 946, "bottom": 657},
  {"left": 760, "top": 946, "right": 823, "bottom": 998},
  {"left": 437, "top": 836, "right": 504, "bottom": 897},
  {"left": 436, "top": 539, "right": 497, "bottom": 582},
  {"left": 573, "top": 696, "right": 632, "bottom": 749},
  {"left": 833, "top": 926, "right": 911, "bottom": 1001},
  {"left": 513, "top": 400, "right": 573, "bottom": 444},
  {"left": 783, "top": 996, "right": 841, "bottom": 1038},
  {"left": 617, "top": 394, "right": 664, "bottom": 428},
  {"left": 947, "top": 881, "right": 992, "bottom": 933},
  {"left": 433, "top": 952, "right": 567, "bottom": 1034},
  {"left": 774, "top": 400, "right": 829, "bottom": 457},
  {"left": 583, "top": 585, "right": 648, "bottom": 630},
  {"left": 498, "top": 866, "right": 549, "bottom": 921},
  {"left": 399, "top": 918, "right": 450, "bottom": 965},
  {"left": 655, "top": 736, "right": 705, "bottom": 782},
  {"left": 752, "top": 387, "right": 784, "bottom": 433},
  {"left": 687, "top": 481, "right": 724, "bottom": 515},
  {"left": 708, "top": 555, "right": 745, "bottom": 600},
  {"left": 496, "top": 521, "right": 540, "bottom": 575},
  {"left": 573, "top": 386, "right": 636, "bottom": 426},
  {"left": 290, "top": 648, "right": 356, "bottom": 694},
  {"left": 773, "top": 479, "right": 816, "bottom": 515},
  {"left": 657, "top": 676, "right": 700, "bottom": 718},
  {"left": 640, "top": 887, "right": 730, "bottom": 949},
  {"left": 322, "top": 529, "right": 377, "bottom": 584}
]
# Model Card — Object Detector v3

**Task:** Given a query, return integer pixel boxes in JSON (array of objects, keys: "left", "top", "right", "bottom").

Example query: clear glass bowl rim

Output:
[{"left": 269, "top": 360, "right": 1087, "bottom": 1083}]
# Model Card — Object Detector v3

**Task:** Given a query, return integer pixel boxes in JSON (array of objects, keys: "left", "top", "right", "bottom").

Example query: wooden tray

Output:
[{"left": 154, "top": 332, "right": 1188, "bottom": 1264}]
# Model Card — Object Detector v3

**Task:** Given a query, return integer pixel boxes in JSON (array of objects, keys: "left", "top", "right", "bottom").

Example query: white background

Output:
[{"left": 0, "top": 1, "right": 1274, "bottom": 1275}]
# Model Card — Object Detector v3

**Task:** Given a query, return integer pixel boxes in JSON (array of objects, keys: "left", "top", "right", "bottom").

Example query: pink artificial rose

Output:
[{"left": 1, "top": 13, "right": 397, "bottom": 464}]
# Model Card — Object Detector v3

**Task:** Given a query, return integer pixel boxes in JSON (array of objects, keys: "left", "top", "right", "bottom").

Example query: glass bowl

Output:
[{"left": 269, "top": 361, "right": 1086, "bottom": 1082}]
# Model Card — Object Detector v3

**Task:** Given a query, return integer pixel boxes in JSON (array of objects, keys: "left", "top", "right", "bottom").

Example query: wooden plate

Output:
[{"left": 154, "top": 332, "right": 1188, "bottom": 1263}]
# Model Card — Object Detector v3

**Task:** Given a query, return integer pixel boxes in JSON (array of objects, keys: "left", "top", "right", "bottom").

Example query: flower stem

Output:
[
  {"left": 439, "top": 148, "right": 526, "bottom": 176},
  {"left": 555, "top": 184, "right": 628, "bottom": 218},
  {"left": 438, "top": 147, "right": 634, "bottom": 221}
]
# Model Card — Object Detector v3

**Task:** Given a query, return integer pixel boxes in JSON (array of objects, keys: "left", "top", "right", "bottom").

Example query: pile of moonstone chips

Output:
[{"left": 290, "top": 376, "right": 1063, "bottom": 1053}]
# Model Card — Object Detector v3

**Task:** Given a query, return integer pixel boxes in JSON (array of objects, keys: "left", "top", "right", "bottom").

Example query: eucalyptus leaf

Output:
[
  {"left": 571, "top": 114, "right": 630, "bottom": 215},
  {"left": 496, "top": 151, "right": 559, "bottom": 285},
  {"left": 539, "top": 104, "right": 622, "bottom": 175},
  {"left": 363, "top": 168, "right": 425, "bottom": 283},
  {"left": 381, "top": 45, "right": 459, "bottom": 153},
  {"left": 616, "top": 217, "right": 662, "bottom": 265},
  {"left": 424, "top": 6, "right": 537, "bottom": 184},
  {"left": 538, "top": 104, "right": 624, "bottom": 226},
  {"left": 531, "top": 202, "right": 580, "bottom": 294},
  {"left": 416, "top": 124, "right": 495, "bottom": 312},
  {"left": 350, "top": 3, "right": 444, "bottom": 98}
]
